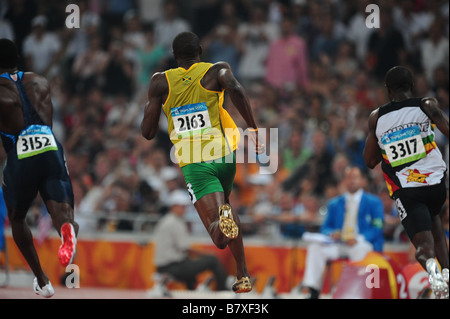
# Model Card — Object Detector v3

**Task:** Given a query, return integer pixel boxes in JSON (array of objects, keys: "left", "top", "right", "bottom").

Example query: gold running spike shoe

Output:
[
  {"left": 232, "top": 276, "right": 252, "bottom": 293},
  {"left": 219, "top": 204, "right": 238, "bottom": 239}
]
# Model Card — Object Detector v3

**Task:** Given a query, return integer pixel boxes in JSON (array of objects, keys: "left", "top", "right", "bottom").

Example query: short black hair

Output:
[
  {"left": 0, "top": 38, "right": 19, "bottom": 69},
  {"left": 385, "top": 66, "right": 414, "bottom": 92},
  {"left": 172, "top": 32, "right": 201, "bottom": 60}
]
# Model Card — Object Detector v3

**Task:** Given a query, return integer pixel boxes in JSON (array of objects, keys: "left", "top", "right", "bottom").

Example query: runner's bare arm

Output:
[
  {"left": 24, "top": 73, "right": 54, "bottom": 128},
  {"left": 141, "top": 72, "right": 166, "bottom": 140},
  {"left": 363, "top": 109, "right": 382, "bottom": 169},
  {"left": 421, "top": 97, "right": 449, "bottom": 138},
  {"left": 216, "top": 63, "right": 265, "bottom": 154},
  {"left": 217, "top": 63, "right": 257, "bottom": 130}
]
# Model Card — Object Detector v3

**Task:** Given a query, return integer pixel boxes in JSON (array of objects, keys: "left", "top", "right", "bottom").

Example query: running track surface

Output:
[{"left": 0, "top": 286, "right": 153, "bottom": 299}]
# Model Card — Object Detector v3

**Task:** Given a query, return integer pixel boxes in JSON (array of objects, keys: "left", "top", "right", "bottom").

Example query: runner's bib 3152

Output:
[
  {"left": 381, "top": 126, "right": 426, "bottom": 167},
  {"left": 16, "top": 125, "right": 58, "bottom": 159}
]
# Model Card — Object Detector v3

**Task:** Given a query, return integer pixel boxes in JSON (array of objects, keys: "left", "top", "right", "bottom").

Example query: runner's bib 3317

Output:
[
  {"left": 381, "top": 126, "right": 426, "bottom": 167},
  {"left": 16, "top": 125, "right": 58, "bottom": 159}
]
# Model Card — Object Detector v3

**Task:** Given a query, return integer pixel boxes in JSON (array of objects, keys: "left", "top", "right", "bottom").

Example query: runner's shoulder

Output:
[
  {"left": 150, "top": 71, "right": 167, "bottom": 82},
  {"left": 22, "top": 72, "right": 50, "bottom": 88},
  {"left": 420, "top": 96, "right": 439, "bottom": 108},
  {"left": 368, "top": 107, "right": 380, "bottom": 128},
  {"left": 210, "top": 61, "right": 232, "bottom": 72},
  {"left": 149, "top": 71, "right": 169, "bottom": 94}
]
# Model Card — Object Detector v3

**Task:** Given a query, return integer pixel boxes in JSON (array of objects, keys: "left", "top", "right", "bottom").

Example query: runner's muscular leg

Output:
[
  {"left": 195, "top": 192, "right": 230, "bottom": 249},
  {"left": 195, "top": 191, "right": 249, "bottom": 279},
  {"left": 7, "top": 204, "right": 49, "bottom": 288},
  {"left": 223, "top": 189, "right": 250, "bottom": 279},
  {"left": 431, "top": 215, "right": 449, "bottom": 270},
  {"left": 45, "top": 200, "right": 78, "bottom": 266},
  {"left": 45, "top": 200, "right": 79, "bottom": 236},
  {"left": 412, "top": 230, "right": 435, "bottom": 270}
]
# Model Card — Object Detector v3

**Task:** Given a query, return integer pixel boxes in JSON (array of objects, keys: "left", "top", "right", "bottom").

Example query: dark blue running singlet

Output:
[
  {"left": 1, "top": 71, "right": 74, "bottom": 211},
  {"left": 0, "top": 71, "right": 46, "bottom": 153}
]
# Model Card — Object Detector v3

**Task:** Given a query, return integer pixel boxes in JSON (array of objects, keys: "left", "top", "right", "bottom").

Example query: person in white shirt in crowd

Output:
[
  {"left": 393, "top": 0, "right": 433, "bottom": 56},
  {"left": 237, "top": 3, "right": 279, "bottom": 86},
  {"left": 153, "top": 190, "right": 228, "bottom": 291},
  {"left": 153, "top": 0, "right": 191, "bottom": 57},
  {"left": 122, "top": 9, "right": 146, "bottom": 84},
  {"left": 0, "top": 5, "right": 14, "bottom": 41},
  {"left": 420, "top": 19, "right": 449, "bottom": 85},
  {"left": 345, "top": 0, "right": 374, "bottom": 65},
  {"left": 22, "top": 15, "right": 61, "bottom": 77},
  {"left": 72, "top": 35, "right": 108, "bottom": 94}
]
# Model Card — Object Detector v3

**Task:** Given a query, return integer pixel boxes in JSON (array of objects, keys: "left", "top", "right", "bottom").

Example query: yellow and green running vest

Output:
[{"left": 162, "top": 62, "right": 239, "bottom": 167}]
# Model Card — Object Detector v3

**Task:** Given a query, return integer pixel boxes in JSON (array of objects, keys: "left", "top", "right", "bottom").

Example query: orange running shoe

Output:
[
  {"left": 232, "top": 276, "right": 252, "bottom": 293},
  {"left": 218, "top": 204, "right": 238, "bottom": 239},
  {"left": 58, "top": 223, "right": 77, "bottom": 267}
]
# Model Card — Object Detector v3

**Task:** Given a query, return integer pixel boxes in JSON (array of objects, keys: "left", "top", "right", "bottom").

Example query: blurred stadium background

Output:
[{"left": 0, "top": 0, "right": 448, "bottom": 299}]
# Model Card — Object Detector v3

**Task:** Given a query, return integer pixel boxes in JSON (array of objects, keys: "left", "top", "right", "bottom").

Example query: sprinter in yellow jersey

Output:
[{"left": 141, "top": 32, "right": 263, "bottom": 293}]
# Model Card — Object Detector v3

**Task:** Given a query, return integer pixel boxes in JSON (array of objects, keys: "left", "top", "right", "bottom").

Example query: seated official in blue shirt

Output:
[{"left": 302, "top": 166, "right": 384, "bottom": 299}]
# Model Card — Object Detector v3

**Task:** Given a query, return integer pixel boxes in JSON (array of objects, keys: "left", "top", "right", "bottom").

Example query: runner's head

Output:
[
  {"left": 0, "top": 38, "right": 19, "bottom": 69},
  {"left": 385, "top": 66, "right": 414, "bottom": 96},
  {"left": 172, "top": 31, "right": 202, "bottom": 61}
]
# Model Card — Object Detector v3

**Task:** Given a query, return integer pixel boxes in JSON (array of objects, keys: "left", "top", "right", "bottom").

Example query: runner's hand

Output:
[{"left": 249, "top": 129, "right": 265, "bottom": 155}]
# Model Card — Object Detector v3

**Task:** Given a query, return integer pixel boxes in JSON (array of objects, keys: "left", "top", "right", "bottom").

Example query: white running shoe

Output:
[
  {"left": 443, "top": 268, "right": 449, "bottom": 299},
  {"left": 426, "top": 259, "right": 449, "bottom": 299},
  {"left": 443, "top": 268, "right": 449, "bottom": 284},
  {"left": 33, "top": 277, "right": 55, "bottom": 298}
]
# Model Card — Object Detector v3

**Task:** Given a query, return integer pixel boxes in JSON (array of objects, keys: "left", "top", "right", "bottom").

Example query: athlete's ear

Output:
[{"left": 198, "top": 45, "right": 203, "bottom": 56}]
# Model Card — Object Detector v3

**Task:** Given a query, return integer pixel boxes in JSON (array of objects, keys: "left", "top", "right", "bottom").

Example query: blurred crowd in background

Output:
[{"left": 0, "top": 0, "right": 448, "bottom": 243}]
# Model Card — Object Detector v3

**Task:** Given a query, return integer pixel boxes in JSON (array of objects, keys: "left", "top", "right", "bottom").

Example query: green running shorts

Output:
[{"left": 181, "top": 152, "right": 236, "bottom": 204}]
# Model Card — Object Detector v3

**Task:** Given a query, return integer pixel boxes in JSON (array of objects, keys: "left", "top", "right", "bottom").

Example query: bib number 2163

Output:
[
  {"left": 176, "top": 113, "right": 206, "bottom": 132},
  {"left": 171, "top": 102, "right": 211, "bottom": 135}
]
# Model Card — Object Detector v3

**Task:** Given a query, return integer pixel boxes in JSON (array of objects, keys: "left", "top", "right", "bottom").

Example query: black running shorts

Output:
[{"left": 393, "top": 179, "right": 446, "bottom": 240}]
